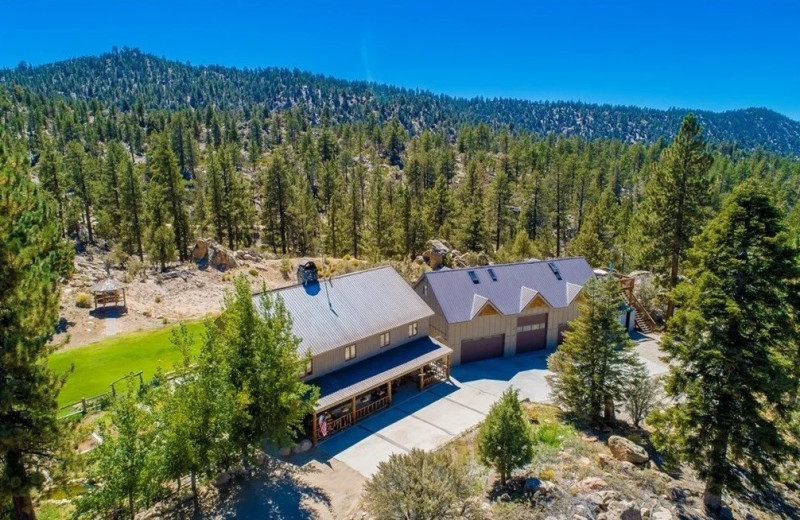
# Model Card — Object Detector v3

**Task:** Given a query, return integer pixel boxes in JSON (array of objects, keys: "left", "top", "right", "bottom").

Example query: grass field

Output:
[{"left": 50, "top": 321, "right": 206, "bottom": 407}]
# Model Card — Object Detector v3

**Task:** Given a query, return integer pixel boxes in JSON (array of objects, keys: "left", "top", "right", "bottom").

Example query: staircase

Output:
[{"left": 622, "top": 290, "right": 660, "bottom": 334}]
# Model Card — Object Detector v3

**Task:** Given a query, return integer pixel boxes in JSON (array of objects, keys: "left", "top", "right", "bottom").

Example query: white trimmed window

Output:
[
  {"left": 345, "top": 344, "right": 357, "bottom": 361},
  {"left": 380, "top": 332, "right": 391, "bottom": 347},
  {"left": 408, "top": 322, "right": 418, "bottom": 337},
  {"left": 516, "top": 322, "right": 546, "bottom": 333}
]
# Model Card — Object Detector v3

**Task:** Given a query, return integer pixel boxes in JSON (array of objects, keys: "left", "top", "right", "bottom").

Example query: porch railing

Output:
[
  {"left": 327, "top": 413, "right": 353, "bottom": 435},
  {"left": 356, "top": 396, "right": 389, "bottom": 420}
]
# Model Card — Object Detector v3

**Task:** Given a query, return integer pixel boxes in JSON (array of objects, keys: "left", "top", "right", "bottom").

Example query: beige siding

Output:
[
  {"left": 304, "top": 318, "right": 430, "bottom": 379},
  {"left": 444, "top": 303, "right": 579, "bottom": 365},
  {"left": 413, "top": 278, "right": 448, "bottom": 342}
]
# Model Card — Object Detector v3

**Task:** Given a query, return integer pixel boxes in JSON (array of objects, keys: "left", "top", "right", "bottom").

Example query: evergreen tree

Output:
[
  {"left": 367, "top": 164, "right": 392, "bottom": 261},
  {"left": 649, "top": 180, "right": 800, "bottom": 513},
  {"left": 548, "top": 276, "right": 643, "bottom": 424},
  {"left": 147, "top": 132, "right": 191, "bottom": 261},
  {"left": 477, "top": 388, "right": 534, "bottom": 485},
  {"left": 636, "top": 114, "right": 714, "bottom": 319},
  {"left": 36, "top": 136, "right": 66, "bottom": 235},
  {"left": 64, "top": 140, "right": 95, "bottom": 242},
  {"left": 0, "top": 132, "right": 72, "bottom": 520},
  {"left": 119, "top": 161, "right": 145, "bottom": 261},
  {"left": 490, "top": 168, "right": 512, "bottom": 251},
  {"left": 221, "top": 277, "right": 318, "bottom": 460},
  {"left": 262, "top": 151, "right": 293, "bottom": 255}
]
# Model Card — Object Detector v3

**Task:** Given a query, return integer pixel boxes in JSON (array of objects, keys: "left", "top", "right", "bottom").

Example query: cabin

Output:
[
  {"left": 260, "top": 264, "right": 452, "bottom": 442},
  {"left": 414, "top": 257, "right": 597, "bottom": 365}
]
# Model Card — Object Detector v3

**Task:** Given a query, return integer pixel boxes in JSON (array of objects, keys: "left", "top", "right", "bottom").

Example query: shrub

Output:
[
  {"left": 624, "top": 371, "right": 663, "bottom": 428},
  {"left": 533, "top": 422, "right": 572, "bottom": 448},
  {"left": 127, "top": 257, "right": 144, "bottom": 281},
  {"left": 249, "top": 268, "right": 259, "bottom": 277},
  {"left": 154, "top": 295, "right": 162, "bottom": 304},
  {"left": 109, "top": 243, "right": 129, "bottom": 268},
  {"left": 477, "top": 388, "right": 534, "bottom": 485},
  {"left": 75, "top": 293, "right": 92, "bottom": 308},
  {"left": 539, "top": 468, "right": 555, "bottom": 481},
  {"left": 279, "top": 257, "right": 292, "bottom": 279},
  {"left": 363, "top": 448, "right": 483, "bottom": 520}
]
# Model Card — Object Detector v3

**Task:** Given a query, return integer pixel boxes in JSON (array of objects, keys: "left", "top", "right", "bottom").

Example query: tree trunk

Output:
[
  {"left": 129, "top": 490, "right": 135, "bottom": 520},
  {"left": 191, "top": 471, "right": 199, "bottom": 509},
  {"left": 12, "top": 493, "right": 36, "bottom": 520},
  {"left": 703, "top": 480, "right": 723, "bottom": 514},
  {"left": 603, "top": 395, "right": 616, "bottom": 423}
]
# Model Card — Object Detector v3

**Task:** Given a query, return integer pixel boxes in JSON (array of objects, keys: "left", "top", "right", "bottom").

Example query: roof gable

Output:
[{"left": 423, "top": 257, "right": 594, "bottom": 324}]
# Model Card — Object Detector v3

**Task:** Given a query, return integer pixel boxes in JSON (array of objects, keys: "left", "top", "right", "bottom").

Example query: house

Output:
[
  {"left": 261, "top": 263, "right": 452, "bottom": 442},
  {"left": 414, "top": 257, "right": 597, "bottom": 364}
]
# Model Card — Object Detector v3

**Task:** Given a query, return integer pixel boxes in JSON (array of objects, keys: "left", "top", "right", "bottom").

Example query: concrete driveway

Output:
[{"left": 317, "top": 334, "right": 667, "bottom": 477}]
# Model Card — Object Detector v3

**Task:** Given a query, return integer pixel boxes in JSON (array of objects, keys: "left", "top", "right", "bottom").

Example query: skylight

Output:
[
  {"left": 548, "top": 261, "right": 562, "bottom": 280},
  {"left": 468, "top": 270, "right": 480, "bottom": 284},
  {"left": 487, "top": 268, "right": 497, "bottom": 281}
]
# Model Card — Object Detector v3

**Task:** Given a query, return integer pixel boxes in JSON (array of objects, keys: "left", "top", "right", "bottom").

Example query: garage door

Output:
[
  {"left": 461, "top": 334, "right": 505, "bottom": 364},
  {"left": 516, "top": 314, "right": 548, "bottom": 353}
]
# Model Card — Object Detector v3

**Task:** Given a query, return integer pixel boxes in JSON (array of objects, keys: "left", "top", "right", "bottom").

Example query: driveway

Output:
[{"left": 317, "top": 333, "right": 667, "bottom": 477}]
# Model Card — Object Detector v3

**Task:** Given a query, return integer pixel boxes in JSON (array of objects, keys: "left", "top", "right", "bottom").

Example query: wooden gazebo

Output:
[{"left": 90, "top": 278, "right": 127, "bottom": 311}]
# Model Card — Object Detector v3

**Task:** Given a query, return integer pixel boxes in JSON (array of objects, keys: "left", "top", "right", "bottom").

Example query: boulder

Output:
[
  {"left": 209, "top": 247, "right": 238, "bottom": 271},
  {"left": 606, "top": 501, "right": 641, "bottom": 520},
  {"left": 213, "top": 471, "right": 232, "bottom": 488},
  {"left": 608, "top": 435, "right": 649, "bottom": 464},
  {"left": 574, "top": 477, "right": 608, "bottom": 493},
  {"left": 192, "top": 239, "right": 209, "bottom": 260},
  {"left": 294, "top": 439, "right": 313, "bottom": 453},
  {"left": 598, "top": 453, "right": 614, "bottom": 468},
  {"left": 650, "top": 507, "right": 672, "bottom": 520},
  {"left": 278, "top": 446, "right": 292, "bottom": 457}
]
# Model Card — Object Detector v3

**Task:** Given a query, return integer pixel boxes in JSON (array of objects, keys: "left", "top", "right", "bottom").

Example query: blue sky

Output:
[{"left": 2, "top": 1, "right": 799, "bottom": 120}]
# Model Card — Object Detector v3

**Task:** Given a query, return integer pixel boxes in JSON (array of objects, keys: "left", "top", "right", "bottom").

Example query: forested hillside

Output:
[
  {"left": 3, "top": 48, "right": 800, "bottom": 154},
  {"left": 1, "top": 48, "right": 799, "bottom": 326}
]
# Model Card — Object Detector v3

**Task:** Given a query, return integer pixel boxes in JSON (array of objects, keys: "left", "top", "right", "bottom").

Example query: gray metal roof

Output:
[
  {"left": 310, "top": 336, "right": 452, "bottom": 411},
  {"left": 90, "top": 278, "right": 125, "bottom": 293},
  {"left": 256, "top": 266, "right": 434, "bottom": 357},
  {"left": 420, "top": 257, "right": 594, "bottom": 324}
]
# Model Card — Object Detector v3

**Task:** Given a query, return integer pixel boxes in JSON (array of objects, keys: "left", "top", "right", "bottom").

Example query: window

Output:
[
  {"left": 380, "top": 332, "right": 391, "bottom": 347},
  {"left": 468, "top": 270, "right": 480, "bottom": 284},
  {"left": 548, "top": 261, "right": 562, "bottom": 280},
  {"left": 408, "top": 322, "right": 418, "bottom": 337},
  {"left": 487, "top": 268, "right": 497, "bottom": 281},
  {"left": 422, "top": 284, "right": 428, "bottom": 296},
  {"left": 517, "top": 322, "right": 546, "bottom": 333},
  {"left": 345, "top": 344, "right": 357, "bottom": 361},
  {"left": 302, "top": 359, "right": 313, "bottom": 377}
]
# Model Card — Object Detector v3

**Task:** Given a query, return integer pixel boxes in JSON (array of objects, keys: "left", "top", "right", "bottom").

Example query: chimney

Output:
[{"left": 297, "top": 261, "right": 319, "bottom": 286}]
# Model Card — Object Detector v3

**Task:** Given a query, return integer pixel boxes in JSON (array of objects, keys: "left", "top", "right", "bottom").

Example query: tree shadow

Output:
[
  {"left": 202, "top": 459, "right": 332, "bottom": 520},
  {"left": 55, "top": 317, "right": 74, "bottom": 333}
]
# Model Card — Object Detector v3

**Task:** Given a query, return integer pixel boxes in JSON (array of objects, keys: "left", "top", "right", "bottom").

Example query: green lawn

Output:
[{"left": 50, "top": 321, "right": 206, "bottom": 407}]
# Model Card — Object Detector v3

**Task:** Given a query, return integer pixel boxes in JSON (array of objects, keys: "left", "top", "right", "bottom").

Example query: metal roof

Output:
[
  {"left": 90, "top": 278, "right": 125, "bottom": 293},
  {"left": 310, "top": 336, "right": 452, "bottom": 411},
  {"left": 256, "top": 266, "right": 434, "bottom": 357},
  {"left": 420, "top": 257, "right": 595, "bottom": 324}
]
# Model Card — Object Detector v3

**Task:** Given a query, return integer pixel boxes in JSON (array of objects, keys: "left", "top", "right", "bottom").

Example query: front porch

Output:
[{"left": 308, "top": 336, "right": 452, "bottom": 444}]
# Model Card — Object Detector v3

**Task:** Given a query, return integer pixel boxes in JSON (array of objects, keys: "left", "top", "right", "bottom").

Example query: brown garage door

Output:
[
  {"left": 516, "top": 314, "right": 548, "bottom": 353},
  {"left": 461, "top": 334, "right": 505, "bottom": 364}
]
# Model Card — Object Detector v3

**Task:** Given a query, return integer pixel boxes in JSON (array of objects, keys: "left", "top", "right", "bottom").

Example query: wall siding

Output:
[
  {"left": 444, "top": 303, "right": 579, "bottom": 365},
  {"left": 304, "top": 318, "right": 431, "bottom": 379},
  {"left": 414, "top": 278, "right": 449, "bottom": 342}
]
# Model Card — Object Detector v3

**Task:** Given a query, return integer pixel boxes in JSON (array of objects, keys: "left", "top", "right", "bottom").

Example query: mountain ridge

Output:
[{"left": 3, "top": 48, "right": 800, "bottom": 155}]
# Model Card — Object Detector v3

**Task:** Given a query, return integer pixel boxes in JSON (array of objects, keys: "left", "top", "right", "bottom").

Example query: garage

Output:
[
  {"left": 460, "top": 334, "right": 505, "bottom": 364},
  {"left": 516, "top": 314, "right": 548, "bottom": 353}
]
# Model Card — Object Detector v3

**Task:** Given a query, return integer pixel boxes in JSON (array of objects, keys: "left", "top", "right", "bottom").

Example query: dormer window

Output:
[
  {"left": 380, "top": 332, "right": 391, "bottom": 347},
  {"left": 345, "top": 344, "right": 357, "bottom": 361}
]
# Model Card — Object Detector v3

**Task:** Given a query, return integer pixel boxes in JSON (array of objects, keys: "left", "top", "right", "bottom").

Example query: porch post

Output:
[
  {"left": 387, "top": 381, "right": 392, "bottom": 405},
  {"left": 446, "top": 355, "right": 451, "bottom": 379},
  {"left": 312, "top": 412, "right": 318, "bottom": 445},
  {"left": 351, "top": 396, "right": 357, "bottom": 424},
  {"left": 418, "top": 366, "right": 424, "bottom": 390}
]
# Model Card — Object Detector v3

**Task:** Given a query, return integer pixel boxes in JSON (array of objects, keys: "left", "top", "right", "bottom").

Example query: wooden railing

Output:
[
  {"left": 421, "top": 374, "right": 440, "bottom": 389},
  {"left": 327, "top": 414, "right": 353, "bottom": 435},
  {"left": 356, "top": 396, "right": 389, "bottom": 420}
]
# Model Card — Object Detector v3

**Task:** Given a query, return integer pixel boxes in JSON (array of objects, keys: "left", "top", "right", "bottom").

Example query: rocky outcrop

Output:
[
  {"left": 192, "top": 238, "right": 238, "bottom": 271},
  {"left": 608, "top": 435, "right": 649, "bottom": 464}
]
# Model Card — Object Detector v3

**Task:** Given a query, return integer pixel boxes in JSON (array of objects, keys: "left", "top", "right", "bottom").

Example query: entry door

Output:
[
  {"left": 460, "top": 334, "right": 505, "bottom": 364},
  {"left": 516, "top": 314, "right": 548, "bottom": 353}
]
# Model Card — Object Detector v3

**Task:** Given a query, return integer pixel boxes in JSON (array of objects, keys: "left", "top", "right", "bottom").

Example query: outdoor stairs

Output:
[{"left": 622, "top": 291, "right": 659, "bottom": 335}]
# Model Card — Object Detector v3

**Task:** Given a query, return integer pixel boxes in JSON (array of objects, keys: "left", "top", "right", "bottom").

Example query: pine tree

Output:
[
  {"left": 458, "top": 161, "right": 488, "bottom": 252},
  {"left": 96, "top": 141, "right": 126, "bottom": 241},
  {"left": 64, "top": 140, "right": 95, "bottom": 242},
  {"left": 367, "top": 164, "right": 392, "bottom": 261},
  {"left": 425, "top": 173, "right": 452, "bottom": 238},
  {"left": 147, "top": 132, "right": 191, "bottom": 261},
  {"left": 262, "top": 151, "right": 294, "bottom": 255},
  {"left": 548, "top": 276, "right": 643, "bottom": 424},
  {"left": 119, "top": 161, "right": 145, "bottom": 260},
  {"left": 346, "top": 164, "right": 365, "bottom": 258},
  {"left": 636, "top": 114, "right": 714, "bottom": 319},
  {"left": 649, "top": 180, "right": 800, "bottom": 513},
  {"left": 36, "top": 136, "right": 67, "bottom": 235},
  {"left": 490, "top": 168, "right": 512, "bottom": 251},
  {"left": 0, "top": 132, "right": 72, "bottom": 520},
  {"left": 477, "top": 389, "right": 534, "bottom": 485}
]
